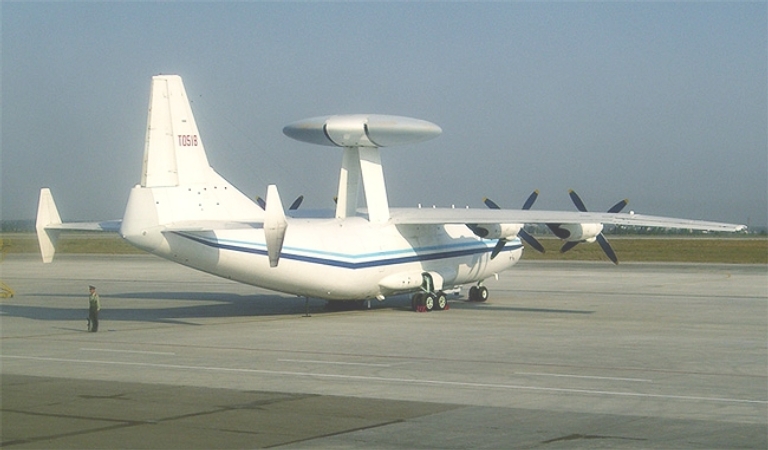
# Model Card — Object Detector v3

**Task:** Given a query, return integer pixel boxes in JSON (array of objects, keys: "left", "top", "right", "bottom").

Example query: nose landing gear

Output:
[{"left": 468, "top": 284, "right": 489, "bottom": 302}]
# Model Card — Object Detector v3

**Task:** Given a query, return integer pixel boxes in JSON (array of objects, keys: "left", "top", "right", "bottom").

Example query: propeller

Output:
[
  {"left": 288, "top": 195, "right": 304, "bottom": 211},
  {"left": 482, "top": 190, "right": 545, "bottom": 257},
  {"left": 562, "top": 189, "right": 627, "bottom": 265},
  {"left": 256, "top": 195, "right": 304, "bottom": 211}
]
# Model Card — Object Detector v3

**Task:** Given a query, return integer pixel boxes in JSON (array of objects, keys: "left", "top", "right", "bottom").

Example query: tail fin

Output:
[
  {"left": 36, "top": 188, "right": 62, "bottom": 263},
  {"left": 142, "top": 75, "right": 211, "bottom": 187},
  {"left": 122, "top": 75, "right": 261, "bottom": 242}
]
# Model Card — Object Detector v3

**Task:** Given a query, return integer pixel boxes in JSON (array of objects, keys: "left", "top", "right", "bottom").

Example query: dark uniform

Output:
[{"left": 88, "top": 285, "right": 100, "bottom": 332}]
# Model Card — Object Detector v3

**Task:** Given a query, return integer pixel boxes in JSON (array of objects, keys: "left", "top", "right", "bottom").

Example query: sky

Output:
[{"left": 3, "top": 2, "right": 766, "bottom": 228}]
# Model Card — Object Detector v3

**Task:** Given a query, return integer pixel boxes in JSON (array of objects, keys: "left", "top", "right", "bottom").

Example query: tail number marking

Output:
[{"left": 178, "top": 135, "right": 199, "bottom": 147}]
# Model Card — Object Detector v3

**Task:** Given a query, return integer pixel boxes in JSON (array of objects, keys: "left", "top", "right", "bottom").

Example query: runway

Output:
[{"left": 1, "top": 254, "right": 766, "bottom": 448}]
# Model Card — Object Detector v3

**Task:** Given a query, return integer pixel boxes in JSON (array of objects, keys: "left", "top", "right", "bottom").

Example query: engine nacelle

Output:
[
  {"left": 547, "top": 223, "right": 603, "bottom": 242},
  {"left": 467, "top": 223, "right": 521, "bottom": 240}
]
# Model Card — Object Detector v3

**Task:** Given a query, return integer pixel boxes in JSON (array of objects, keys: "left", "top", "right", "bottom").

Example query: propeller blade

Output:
[
  {"left": 607, "top": 199, "right": 629, "bottom": 214},
  {"left": 289, "top": 195, "right": 304, "bottom": 210},
  {"left": 490, "top": 238, "right": 507, "bottom": 259},
  {"left": 255, "top": 196, "right": 266, "bottom": 210},
  {"left": 568, "top": 189, "right": 588, "bottom": 212},
  {"left": 563, "top": 191, "right": 622, "bottom": 263},
  {"left": 560, "top": 241, "right": 580, "bottom": 253},
  {"left": 483, "top": 197, "right": 501, "bottom": 210},
  {"left": 596, "top": 234, "right": 619, "bottom": 265},
  {"left": 519, "top": 229, "right": 545, "bottom": 253},
  {"left": 466, "top": 224, "right": 490, "bottom": 238},
  {"left": 522, "top": 190, "right": 539, "bottom": 210},
  {"left": 483, "top": 193, "right": 544, "bottom": 254}
]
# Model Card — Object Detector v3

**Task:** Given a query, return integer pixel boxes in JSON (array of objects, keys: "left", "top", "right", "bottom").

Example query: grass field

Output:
[{"left": 1, "top": 233, "right": 766, "bottom": 264}]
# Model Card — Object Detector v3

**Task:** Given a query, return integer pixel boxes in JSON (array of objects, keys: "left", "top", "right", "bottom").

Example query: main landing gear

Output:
[
  {"left": 410, "top": 291, "right": 449, "bottom": 312},
  {"left": 411, "top": 285, "right": 488, "bottom": 311},
  {"left": 411, "top": 272, "right": 450, "bottom": 312}
]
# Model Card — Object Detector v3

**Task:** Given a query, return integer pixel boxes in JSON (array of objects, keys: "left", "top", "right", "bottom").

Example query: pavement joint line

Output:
[
  {"left": 0, "top": 410, "right": 157, "bottom": 448},
  {"left": 4, "top": 354, "right": 766, "bottom": 405},
  {"left": 0, "top": 403, "right": 272, "bottom": 448},
  {"left": 262, "top": 419, "right": 406, "bottom": 449}
]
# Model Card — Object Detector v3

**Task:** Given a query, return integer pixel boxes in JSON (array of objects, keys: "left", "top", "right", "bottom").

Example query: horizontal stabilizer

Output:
[
  {"left": 45, "top": 220, "right": 122, "bottom": 232},
  {"left": 36, "top": 188, "right": 122, "bottom": 263}
]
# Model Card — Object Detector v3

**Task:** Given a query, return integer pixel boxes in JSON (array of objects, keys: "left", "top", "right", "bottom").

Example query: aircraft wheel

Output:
[
  {"left": 477, "top": 286, "right": 489, "bottom": 302},
  {"left": 468, "top": 286, "right": 479, "bottom": 302},
  {"left": 434, "top": 291, "right": 447, "bottom": 310},
  {"left": 411, "top": 293, "right": 423, "bottom": 311},
  {"left": 423, "top": 293, "right": 435, "bottom": 312}
]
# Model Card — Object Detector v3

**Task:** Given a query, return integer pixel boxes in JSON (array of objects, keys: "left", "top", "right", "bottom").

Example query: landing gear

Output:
[
  {"left": 410, "top": 272, "right": 451, "bottom": 312},
  {"left": 411, "top": 293, "right": 422, "bottom": 311},
  {"left": 411, "top": 292, "right": 432, "bottom": 312},
  {"left": 411, "top": 291, "right": 449, "bottom": 312},
  {"left": 434, "top": 291, "right": 448, "bottom": 310},
  {"left": 468, "top": 285, "right": 489, "bottom": 302}
]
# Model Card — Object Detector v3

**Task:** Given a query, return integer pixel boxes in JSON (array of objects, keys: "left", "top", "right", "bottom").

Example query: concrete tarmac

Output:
[{"left": 1, "top": 254, "right": 766, "bottom": 449}]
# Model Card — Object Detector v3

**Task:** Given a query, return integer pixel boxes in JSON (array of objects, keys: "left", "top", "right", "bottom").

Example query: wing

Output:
[{"left": 388, "top": 207, "right": 746, "bottom": 232}]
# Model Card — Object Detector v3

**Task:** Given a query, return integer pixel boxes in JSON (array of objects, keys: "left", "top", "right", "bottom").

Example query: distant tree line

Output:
[{"left": 0, "top": 220, "right": 34, "bottom": 232}]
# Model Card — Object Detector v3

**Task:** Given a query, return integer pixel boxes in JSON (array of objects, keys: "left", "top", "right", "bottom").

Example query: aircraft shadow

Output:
[
  {"left": 1, "top": 291, "right": 334, "bottom": 325},
  {"left": 381, "top": 295, "right": 595, "bottom": 315},
  {"left": 3, "top": 292, "right": 593, "bottom": 325},
  {"left": 446, "top": 301, "right": 594, "bottom": 315}
]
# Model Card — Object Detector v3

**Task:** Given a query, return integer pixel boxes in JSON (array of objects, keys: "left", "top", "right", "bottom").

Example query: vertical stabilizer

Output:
[
  {"left": 122, "top": 75, "right": 263, "bottom": 242},
  {"left": 36, "top": 188, "right": 62, "bottom": 263},
  {"left": 142, "top": 75, "right": 211, "bottom": 187}
]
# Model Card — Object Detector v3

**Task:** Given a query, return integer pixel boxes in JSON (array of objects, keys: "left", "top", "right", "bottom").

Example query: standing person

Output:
[{"left": 88, "top": 285, "right": 100, "bottom": 332}]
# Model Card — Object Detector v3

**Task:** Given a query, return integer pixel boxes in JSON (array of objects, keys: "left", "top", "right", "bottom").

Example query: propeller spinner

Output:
[
  {"left": 558, "top": 189, "right": 628, "bottom": 265},
  {"left": 482, "top": 190, "right": 546, "bottom": 257}
]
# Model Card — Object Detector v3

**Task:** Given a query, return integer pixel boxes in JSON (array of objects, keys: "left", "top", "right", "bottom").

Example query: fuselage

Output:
[{"left": 129, "top": 217, "right": 523, "bottom": 300}]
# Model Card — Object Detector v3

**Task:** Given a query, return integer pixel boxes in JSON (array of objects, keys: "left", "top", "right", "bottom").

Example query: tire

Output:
[
  {"left": 423, "top": 293, "right": 435, "bottom": 312},
  {"left": 434, "top": 292, "right": 447, "bottom": 310},
  {"left": 411, "top": 293, "right": 423, "bottom": 311},
  {"left": 477, "top": 286, "right": 489, "bottom": 302},
  {"left": 468, "top": 286, "right": 479, "bottom": 302}
]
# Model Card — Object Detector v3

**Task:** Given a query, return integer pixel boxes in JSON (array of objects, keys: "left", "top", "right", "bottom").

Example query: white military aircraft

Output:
[{"left": 36, "top": 75, "right": 746, "bottom": 311}]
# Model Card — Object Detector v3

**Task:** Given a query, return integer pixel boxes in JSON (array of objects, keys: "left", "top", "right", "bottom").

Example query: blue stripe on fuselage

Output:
[{"left": 170, "top": 231, "right": 522, "bottom": 270}]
